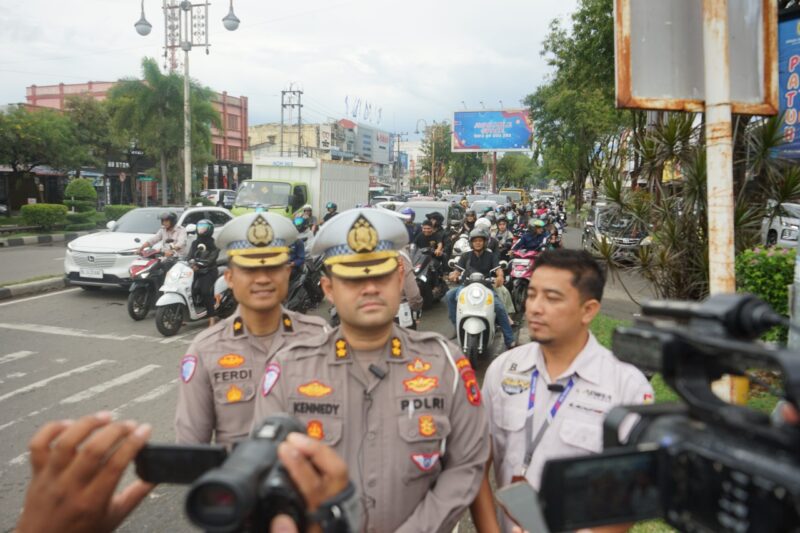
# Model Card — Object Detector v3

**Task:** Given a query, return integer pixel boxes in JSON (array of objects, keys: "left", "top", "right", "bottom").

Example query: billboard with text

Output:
[
  {"left": 452, "top": 110, "right": 532, "bottom": 152},
  {"left": 779, "top": 12, "right": 800, "bottom": 159}
]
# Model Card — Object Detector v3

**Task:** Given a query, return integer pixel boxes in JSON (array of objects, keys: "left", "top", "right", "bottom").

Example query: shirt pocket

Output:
[
  {"left": 397, "top": 414, "right": 452, "bottom": 484},
  {"left": 493, "top": 396, "right": 527, "bottom": 433},
  {"left": 559, "top": 418, "right": 602, "bottom": 454},
  {"left": 212, "top": 381, "right": 256, "bottom": 405}
]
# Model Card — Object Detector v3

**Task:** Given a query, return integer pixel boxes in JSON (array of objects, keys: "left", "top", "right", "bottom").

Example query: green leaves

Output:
[
  {"left": 0, "top": 106, "right": 83, "bottom": 173},
  {"left": 735, "top": 247, "right": 794, "bottom": 342}
]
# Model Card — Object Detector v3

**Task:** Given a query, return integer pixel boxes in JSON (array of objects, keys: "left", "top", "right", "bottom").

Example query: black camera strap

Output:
[{"left": 520, "top": 370, "right": 576, "bottom": 477}]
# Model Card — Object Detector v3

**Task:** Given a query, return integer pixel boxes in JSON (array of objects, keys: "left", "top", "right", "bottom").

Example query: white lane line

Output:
[
  {"left": 0, "top": 360, "right": 114, "bottom": 403},
  {"left": 110, "top": 379, "right": 178, "bottom": 417},
  {"left": 0, "top": 351, "right": 36, "bottom": 365},
  {"left": 60, "top": 365, "right": 161, "bottom": 404},
  {"left": 0, "top": 288, "right": 80, "bottom": 307},
  {"left": 0, "top": 323, "right": 191, "bottom": 345},
  {"left": 6, "top": 372, "right": 26, "bottom": 379},
  {"left": 159, "top": 332, "right": 191, "bottom": 344}
]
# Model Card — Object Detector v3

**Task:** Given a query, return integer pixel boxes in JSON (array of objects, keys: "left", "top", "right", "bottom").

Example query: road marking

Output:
[
  {"left": 159, "top": 332, "right": 191, "bottom": 344},
  {"left": 60, "top": 365, "right": 161, "bottom": 404},
  {"left": 110, "top": 379, "right": 178, "bottom": 417},
  {"left": 53, "top": 257, "right": 65, "bottom": 261},
  {"left": 8, "top": 452, "right": 28, "bottom": 467},
  {"left": 0, "top": 351, "right": 36, "bottom": 365},
  {"left": 0, "top": 288, "right": 80, "bottom": 307},
  {"left": 0, "top": 360, "right": 114, "bottom": 403},
  {"left": 6, "top": 372, "right": 26, "bottom": 379},
  {"left": 0, "top": 323, "right": 191, "bottom": 345}
]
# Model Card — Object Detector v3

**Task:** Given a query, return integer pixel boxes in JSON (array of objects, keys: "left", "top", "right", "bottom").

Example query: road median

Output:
[
  {"left": 0, "top": 276, "right": 67, "bottom": 301},
  {"left": 0, "top": 229, "right": 99, "bottom": 248}
]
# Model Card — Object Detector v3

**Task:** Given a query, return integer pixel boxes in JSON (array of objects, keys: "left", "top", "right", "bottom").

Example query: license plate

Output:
[{"left": 79, "top": 267, "right": 103, "bottom": 279}]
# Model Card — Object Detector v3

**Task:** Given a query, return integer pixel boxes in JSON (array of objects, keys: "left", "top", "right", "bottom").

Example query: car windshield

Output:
[
  {"left": 113, "top": 209, "right": 169, "bottom": 234},
  {"left": 235, "top": 181, "right": 292, "bottom": 208},
  {"left": 483, "top": 195, "right": 508, "bottom": 204},
  {"left": 597, "top": 211, "right": 647, "bottom": 238},
  {"left": 782, "top": 204, "right": 800, "bottom": 218}
]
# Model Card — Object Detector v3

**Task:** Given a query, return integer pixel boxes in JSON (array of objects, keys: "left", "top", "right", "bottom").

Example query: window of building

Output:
[
  {"left": 268, "top": 135, "right": 277, "bottom": 144},
  {"left": 228, "top": 147, "right": 240, "bottom": 161},
  {"left": 227, "top": 115, "right": 239, "bottom": 130},
  {"left": 213, "top": 144, "right": 223, "bottom": 160}
]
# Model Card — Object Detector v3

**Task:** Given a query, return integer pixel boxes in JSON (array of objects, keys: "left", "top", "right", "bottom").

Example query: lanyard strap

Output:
[{"left": 521, "top": 371, "right": 575, "bottom": 476}]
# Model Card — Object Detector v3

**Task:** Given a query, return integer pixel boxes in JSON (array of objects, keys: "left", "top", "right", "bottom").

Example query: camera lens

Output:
[{"left": 186, "top": 481, "right": 245, "bottom": 531}]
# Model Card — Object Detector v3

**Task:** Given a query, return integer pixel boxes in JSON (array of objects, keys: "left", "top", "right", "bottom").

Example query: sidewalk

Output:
[
  {"left": 0, "top": 276, "right": 67, "bottom": 301},
  {"left": 0, "top": 229, "right": 99, "bottom": 248}
]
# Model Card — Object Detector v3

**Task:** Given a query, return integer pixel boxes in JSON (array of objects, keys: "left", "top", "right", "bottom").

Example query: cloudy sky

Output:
[{"left": 0, "top": 0, "right": 578, "bottom": 139}]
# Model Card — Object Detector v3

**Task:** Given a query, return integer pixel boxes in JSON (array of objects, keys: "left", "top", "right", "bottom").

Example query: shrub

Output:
[
  {"left": 20, "top": 203, "right": 68, "bottom": 230},
  {"left": 104, "top": 204, "right": 137, "bottom": 222},
  {"left": 191, "top": 196, "right": 214, "bottom": 206},
  {"left": 735, "top": 246, "right": 795, "bottom": 342},
  {"left": 64, "top": 178, "right": 98, "bottom": 213},
  {"left": 65, "top": 222, "right": 97, "bottom": 232},
  {"left": 66, "top": 211, "right": 95, "bottom": 225}
]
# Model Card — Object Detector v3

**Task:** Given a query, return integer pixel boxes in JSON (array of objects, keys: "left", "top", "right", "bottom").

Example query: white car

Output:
[
  {"left": 201, "top": 189, "right": 236, "bottom": 207},
  {"left": 762, "top": 202, "right": 800, "bottom": 248},
  {"left": 64, "top": 206, "right": 233, "bottom": 289}
]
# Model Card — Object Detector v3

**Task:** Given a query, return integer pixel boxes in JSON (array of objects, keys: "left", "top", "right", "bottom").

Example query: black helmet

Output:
[
  {"left": 326, "top": 202, "right": 337, "bottom": 210},
  {"left": 465, "top": 209, "right": 476, "bottom": 218},
  {"left": 160, "top": 211, "right": 178, "bottom": 226},
  {"left": 469, "top": 228, "right": 489, "bottom": 241},
  {"left": 427, "top": 211, "right": 444, "bottom": 224},
  {"left": 196, "top": 219, "right": 214, "bottom": 238}
]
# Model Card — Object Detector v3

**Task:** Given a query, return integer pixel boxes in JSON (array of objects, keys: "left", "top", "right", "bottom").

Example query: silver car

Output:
[
  {"left": 64, "top": 206, "right": 233, "bottom": 289},
  {"left": 762, "top": 202, "right": 800, "bottom": 248}
]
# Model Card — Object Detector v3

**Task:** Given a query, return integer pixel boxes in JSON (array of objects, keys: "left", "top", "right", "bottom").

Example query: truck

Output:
[
  {"left": 231, "top": 157, "right": 370, "bottom": 219},
  {"left": 498, "top": 187, "right": 529, "bottom": 206}
]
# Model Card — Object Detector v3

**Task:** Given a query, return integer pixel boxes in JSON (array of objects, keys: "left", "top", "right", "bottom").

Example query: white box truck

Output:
[{"left": 232, "top": 157, "right": 370, "bottom": 219}]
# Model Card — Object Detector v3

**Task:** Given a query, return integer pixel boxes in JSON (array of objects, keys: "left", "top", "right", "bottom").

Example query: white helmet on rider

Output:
[{"left": 474, "top": 218, "right": 492, "bottom": 232}]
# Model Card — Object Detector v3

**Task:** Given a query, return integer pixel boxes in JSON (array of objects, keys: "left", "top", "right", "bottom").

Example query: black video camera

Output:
[
  {"left": 135, "top": 414, "right": 308, "bottom": 533},
  {"left": 513, "top": 294, "right": 800, "bottom": 532}
]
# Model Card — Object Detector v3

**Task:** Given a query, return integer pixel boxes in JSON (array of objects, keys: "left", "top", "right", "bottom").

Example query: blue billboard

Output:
[
  {"left": 452, "top": 110, "right": 533, "bottom": 152},
  {"left": 779, "top": 13, "right": 800, "bottom": 159}
]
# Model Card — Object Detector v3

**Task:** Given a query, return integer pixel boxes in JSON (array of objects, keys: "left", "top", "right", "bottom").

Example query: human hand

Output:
[
  {"left": 276, "top": 433, "right": 350, "bottom": 514},
  {"left": 15, "top": 412, "right": 154, "bottom": 533}
]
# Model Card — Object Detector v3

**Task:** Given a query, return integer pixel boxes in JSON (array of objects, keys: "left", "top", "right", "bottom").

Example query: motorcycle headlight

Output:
[
  {"left": 140, "top": 271, "right": 150, "bottom": 279},
  {"left": 468, "top": 287, "right": 483, "bottom": 304}
]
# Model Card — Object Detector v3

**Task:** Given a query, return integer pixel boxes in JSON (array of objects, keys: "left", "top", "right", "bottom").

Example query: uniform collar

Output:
[
  {"left": 225, "top": 306, "right": 296, "bottom": 339},
  {"left": 329, "top": 324, "right": 410, "bottom": 364},
  {"left": 519, "top": 333, "right": 603, "bottom": 386}
]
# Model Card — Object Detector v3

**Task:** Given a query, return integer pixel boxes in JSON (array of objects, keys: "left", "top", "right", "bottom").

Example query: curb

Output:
[
  {"left": 0, "top": 230, "right": 99, "bottom": 248},
  {"left": 0, "top": 277, "right": 68, "bottom": 301}
]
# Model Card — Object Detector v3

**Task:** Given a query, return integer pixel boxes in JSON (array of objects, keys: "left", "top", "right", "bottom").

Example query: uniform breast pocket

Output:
[
  {"left": 559, "top": 418, "right": 602, "bottom": 454},
  {"left": 397, "top": 415, "right": 452, "bottom": 483},
  {"left": 213, "top": 382, "right": 256, "bottom": 405},
  {"left": 493, "top": 398, "right": 526, "bottom": 434}
]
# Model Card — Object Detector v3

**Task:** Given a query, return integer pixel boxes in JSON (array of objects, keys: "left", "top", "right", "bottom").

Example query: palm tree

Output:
[{"left": 108, "top": 58, "right": 220, "bottom": 205}]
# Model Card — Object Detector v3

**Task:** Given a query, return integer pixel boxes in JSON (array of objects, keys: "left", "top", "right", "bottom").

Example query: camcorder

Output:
[
  {"left": 498, "top": 294, "right": 800, "bottom": 532},
  {"left": 135, "top": 414, "right": 312, "bottom": 533}
]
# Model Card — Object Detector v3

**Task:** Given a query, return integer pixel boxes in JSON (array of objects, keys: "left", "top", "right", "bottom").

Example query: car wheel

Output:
[{"left": 766, "top": 230, "right": 778, "bottom": 247}]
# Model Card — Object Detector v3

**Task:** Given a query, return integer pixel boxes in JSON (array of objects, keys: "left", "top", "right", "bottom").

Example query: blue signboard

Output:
[
  {"left": 452, "top": 110, "right": 533, "bottom": 152},
  {"left": 779, "top": 14, "right": 800, "bottom": 159}
]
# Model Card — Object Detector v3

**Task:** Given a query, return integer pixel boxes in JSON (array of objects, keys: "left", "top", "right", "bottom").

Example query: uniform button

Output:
[{"left": 367, "top": 431, "right": 377, "bottom": 440}]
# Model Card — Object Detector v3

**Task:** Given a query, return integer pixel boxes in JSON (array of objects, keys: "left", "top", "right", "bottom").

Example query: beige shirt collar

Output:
[{"left": 521, "top": 332, "right": 603, "bottom": 386}]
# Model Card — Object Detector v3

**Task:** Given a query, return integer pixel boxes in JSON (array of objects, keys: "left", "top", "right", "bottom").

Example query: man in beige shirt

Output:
[
  {"left": 174, "top": 212, "right": 327, "bottom": 446},
  {"left": 252, "top": 208, "right": 489, "bottom": 532}
]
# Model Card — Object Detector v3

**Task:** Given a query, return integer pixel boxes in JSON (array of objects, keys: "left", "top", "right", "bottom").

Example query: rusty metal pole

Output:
[{"left": 703, "top": 0, "right": 735, "bottom": 294}]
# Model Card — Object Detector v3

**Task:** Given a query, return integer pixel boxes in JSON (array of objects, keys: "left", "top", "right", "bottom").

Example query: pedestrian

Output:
[
  {"left": 252, "top": 207, "right": 489, "bottom": 532},
  {"left": 470, "top": 249, "right": 654, "bottom": 532},
  {"left": 174, "top": 212, "right": 328, "bottom": 446}
]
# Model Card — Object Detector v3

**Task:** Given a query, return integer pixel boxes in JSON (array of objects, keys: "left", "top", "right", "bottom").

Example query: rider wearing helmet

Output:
[
  {"left": 446, "top": 227, "right": 515, "bottom": 350},
  {"left": 513, "top": 218, "right": 549, "bottom": 251},
  {"left": 322, "top": 202, "right": 338, "bottom": 224},
  {"left": 187, "top": 219, "right": 219, "bottom": 324},
  {"left": 300, "top": 204, "right": 318, "bottom": 233},
  {"left": 290, "top": 216, "right": 309, "bottom": 274},
  {"left": 459, "top": 209, "right": 477, "bottom": 235},
  {"left": 138, "top": 211, "right": 187, "bottom": 257},
  {"left": 400, "top": 206, "right": 419, "bottom": 242}
]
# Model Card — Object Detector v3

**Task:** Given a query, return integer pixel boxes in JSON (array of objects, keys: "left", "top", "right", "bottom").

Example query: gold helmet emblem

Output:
[
  {"left": 347, "top": 215, "right": 379, "bottom": 253},
  {"left": 247, "top": 215, "right": 274, "bottom": 246}
]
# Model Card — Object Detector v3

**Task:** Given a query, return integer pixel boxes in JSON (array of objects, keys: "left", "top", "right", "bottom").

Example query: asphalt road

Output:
[{"left": 0, "top": 242, "right": 66, "bottom": 285}]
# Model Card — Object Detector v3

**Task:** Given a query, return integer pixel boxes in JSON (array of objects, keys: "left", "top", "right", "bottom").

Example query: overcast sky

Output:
[{"left": 0, "top": 0, "right": 578, "bottom": 139}]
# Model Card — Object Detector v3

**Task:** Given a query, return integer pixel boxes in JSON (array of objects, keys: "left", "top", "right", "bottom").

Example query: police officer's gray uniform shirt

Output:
[{"left": 483, "top": 332, "right": 654, "bottom": 491}]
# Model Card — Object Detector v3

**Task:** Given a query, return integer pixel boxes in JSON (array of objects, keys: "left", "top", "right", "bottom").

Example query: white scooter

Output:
[
  {"left": 449, "top": 260, "right": 507, "bottom": 367},
  {"left": 154, "top": 243, "right": 236, "bottom": 336},
  {"left": 450, "top": 233, "right": 470, "bottom": 266}
]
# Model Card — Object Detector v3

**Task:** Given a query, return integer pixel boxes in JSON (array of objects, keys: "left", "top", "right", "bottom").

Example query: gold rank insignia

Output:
[
  {"left": 298, "top": 381, "right": 333, "bottom": 398},
  {"left": 247, "top": 215, "right": 274, "bottom": 246},
  {"left": 233, "top": 317, "right": 244, "bottom": 336},
  {"left": 282, "top": 314, "right": 293, "bottom": 332},
  {"left": 407, "top": 358, "right": 431, "bottom": 374},
  {"left": 403, "top": 375, "right": 439, "bottom": 393},
  {"left": 391, "top": 337, "right": 402, "bottom": 358},
  {"left": 218, "top": 354, "right": 245, "bottom": 368},
  {"left": 347, "top": 215, "right": 379, "bottom": 253},
  {"left": 335, "top": 339, "right": 348, "bottom": 359},
  {"left": 419, "top": 415, "right": 436, "bottom": 437},
  {"left": 307, "top": 420, "right": 324, "bottom": 440},
  {"left": 226, "top": 385, "right": 243, "bottom": 403}
]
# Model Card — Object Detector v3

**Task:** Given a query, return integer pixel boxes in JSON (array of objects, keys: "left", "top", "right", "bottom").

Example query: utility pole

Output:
[
  {"left": 280, "top": 88, "right": 303, "bottom": 157},
  {"left": 393, "top": 132, "right": 408, "bottom": 194},
  {"left": 280, "top": 90, "right": 285, "bottom": 157}
]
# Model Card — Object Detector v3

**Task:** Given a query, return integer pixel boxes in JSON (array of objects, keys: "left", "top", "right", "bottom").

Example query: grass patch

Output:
[
  {"left": 0, "top": 215, "right": 25, "bottom": 226},
  {"left": 0, "top": 274, "right": 61, "bottom": 288}
]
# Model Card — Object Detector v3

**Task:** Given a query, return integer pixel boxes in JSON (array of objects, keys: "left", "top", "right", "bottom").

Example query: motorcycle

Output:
[
  {"left": 450, "top": 260, "right": 507, "bottom": 367},
  {"left": 450, "top": 233, "right": 471, "bottom": 268},
  {"left": 508, "top": 247, "right": 542, "bottom": 316},
  {"left": 410, "top": 245, "right": 447, "bottom": 309},
  {"left": 286, "top": 254, "right": 325, "bottom": 313},
  {"left": 126, "top": 246, "right": 176, "bottom": 321},
  {"left": 153, "top": 246, "right": 236, "bottom": 336}
]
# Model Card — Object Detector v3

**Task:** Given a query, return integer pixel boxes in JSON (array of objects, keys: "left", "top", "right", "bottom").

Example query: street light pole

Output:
[{"left": 135, "top": 0, "right": 240, "bottom": 206}]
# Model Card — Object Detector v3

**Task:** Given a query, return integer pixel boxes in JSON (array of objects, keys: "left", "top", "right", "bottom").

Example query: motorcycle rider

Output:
[
  {"left": 446, "top": 228, "right": 516, "bottom": 350},
  {"left": 137, "top": 211, "right": 187, "bottom": 257},
  {"left": 322, "top": 202, "right": 338, "bottom": 224},
  {"left": 300, "top": 204, "right": 318, "bottom": 233},
  {"left": 400, "top": 206, "right": 420, "bottom": 242},
  {"left": 186, "top": 219, "right": 219, "bottom": 326},
  {"left": 413, "top": 219, "right": 444, "bottom": 257},
  {"left": 513, "top": 219, "right": 549, "bottom": 252},
  {"left": 289, "top": 216, "right": 308, "bottom": 280},
  {"left": 459, "top": 209, "right": 477, "bottom": 235},
  {"left": 493, "top": 217, "right": 515, "bottom": 254}
]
